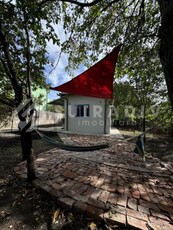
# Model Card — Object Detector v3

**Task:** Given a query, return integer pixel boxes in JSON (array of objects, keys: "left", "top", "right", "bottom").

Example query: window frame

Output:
[{"left": 76, "top": 104, "right": 90, "bottom": 117}]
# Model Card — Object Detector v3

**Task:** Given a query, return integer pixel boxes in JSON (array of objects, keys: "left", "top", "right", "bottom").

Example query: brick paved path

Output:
[{"left": 14, "top": 137, "right": 173, "bottom": 230}]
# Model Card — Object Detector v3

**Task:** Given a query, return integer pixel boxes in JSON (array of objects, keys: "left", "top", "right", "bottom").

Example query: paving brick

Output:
[
  {"left": 150, "top": 209, "right": 171, "bottom": 221},
  {"left": 98, "top": 190, "right": 110, "bottom": 204},
  {"left": 49, "top": 189, "right": 63, "bottom": 198},
  {"left": 90, "top": 188, "right": 103, "bottom": 199},
  {"left": 65, "top": 179, "right": 79, "bottom": 189},
  {"left": 151, "top": 185, "right": 163, "bottom": 196},
  {"left": 38, "top": 167, "right": 49, "bottom": 172},
  {"left": 71, "top": 181, "right": 83, "bottom": 192},
  {"left": 127, "top": 208, "right": 149, "bottom": 222},
  {"left": 86, "top": 205, "right": 104, "bottom": 219},
  {"left": 75, "top": 175, "right": 86, "bottom": 183},
  {"left": 118, "top": 179, "right": 124, "bottom": 186},
  {"left": 107, "top": 193, "right": 118, "bottom": 205},
  {"left": 87, "top": 197, "right": 108, "bottom": 210},
  {"left": 157, "top": 195, "right": 169, "bottom": 206},
  {"left": 117, "top": 186, "right": 125, "bottom": 194},
  {"left": 165, "top": 198, "right": 173, "bottom": 207},
  {"left": 83, "top": 185, "right": 95, "bottom": 197},
  {"left": 101, "top": 182, "right": 111, "bottom": 191},
  {"left": 149, "top": 215, "right": 173, "bottom": 227},
  {"left": 90, "top": 175, "right": 99, "bottom": 186},
  {"left": 57, "top": 197, "right": 75, "bottom": 209},
  {"left": 32, "top": 178, "right": 44, "bottom": 189},
  {"left": 170, "top": 213, "right": 173, "bottom": 222},
  {"left": 111, "top": 179, "right": 118, "bottom": 185},
  {"left": 73, "top": 194, "right": 88, "bottom": 203},
  {"left": 127, "top": 198, "right": 138, "bottom": 211},
  {"left": 160, "top": 188, "right": 171, "bottom": 198},
  {"left": 124, "top": 187, "right": 131, "bottom": 197},
  {"left": 62, "top": 187, "right": 76, "bottom": 196},
  {"left": 147, "top": 222, "right": 170, "bottom": 230},
  {"left": 95, "top": 178, "right": 104, "bottom": 188},
  {"left": 131, "top": 189, "right": 140, "bottom": 199},
  {"left": 137, "top": 205, "right": 150, "bottom": 215},
  {"left": 52, "top": 176, "right": 65, "bottom": 184},
  {"left": 104, "top": 175, "right": 111, "bottom": 183},
  {"left": 117, "top": 195, "right": 127, "bottom": 207},
  {"left": 111, "top": 205, "right": 126, "bottom": 215},
  {"left": 74, "top": 201, "right": 88, "bottom": 213},
  {"left": 107, "top": 183, "right": 117, "bottom": 192},
  {"left": 158, "top": 204, "right": 173, "bottom": 214},
  {"left": 139, "top": 199, "right": 160, "bottom": 211},
  {"left": 140, "top": 192, "right": 151, "bottom": 202},
  {"left": 76, "top": 184, "right": 89, "bottom": 195},
  {"left": 83, "top": 176, "right": 91, "bottom": 184},
  {"left": 104, "top": 211, "right": 126, "bottom": 226},
  {"left": 127, "top": 216, "right": 148, "bottom": 230},
  {"left": 148, "top": 192, "right": 159, "bottom": 204},
  {"left": 138, "top": 184, "right": 146, "bottom": 193}
]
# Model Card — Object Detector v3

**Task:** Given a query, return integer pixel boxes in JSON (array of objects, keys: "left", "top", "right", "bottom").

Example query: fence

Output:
[{"left": 3, "top": 111, "right": 64, "bottom": 131}]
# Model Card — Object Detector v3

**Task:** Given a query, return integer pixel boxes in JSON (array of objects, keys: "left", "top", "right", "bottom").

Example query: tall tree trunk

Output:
[
  {"left": 159, "top": 0, "right": 173, "bottom": 109},
  {"left": 21, "top": 131, "right": 35, "bottom": 182},
  {"left": 18, "top": 98, "right": 36, "bottom": 182}
]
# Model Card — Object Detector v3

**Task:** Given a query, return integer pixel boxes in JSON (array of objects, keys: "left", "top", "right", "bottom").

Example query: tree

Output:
[
  {"left": 0, "top": 0, "right": 60, "bottom": 182},
  {"left": 113, "top": 74, "right": 168, "bottom": 141},
  {"left": 158, "top": 0, "right": 173, "bottom": 110}
]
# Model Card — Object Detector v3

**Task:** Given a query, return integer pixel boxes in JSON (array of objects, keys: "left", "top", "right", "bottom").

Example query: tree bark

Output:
[
  {"left": 20, "top": 131, "right": 36, "bottom": 182},
  {"left": 159, "top": 0, "right": 173, "bottom": 109},
  {"left": 18, "top": 98, "right": 36, "bottom": 182}
]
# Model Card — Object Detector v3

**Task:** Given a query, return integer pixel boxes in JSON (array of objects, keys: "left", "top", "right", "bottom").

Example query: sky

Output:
[
  {"left": 45, "top": 23, "right": 87, "bottom": 102},
  {"left": 45, "top": 41, "right": 87, "bottom": 101}
]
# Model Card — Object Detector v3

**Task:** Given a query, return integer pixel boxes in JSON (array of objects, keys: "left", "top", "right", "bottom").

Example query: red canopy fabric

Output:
[{"left": 50, "top": 45, "right": 121, "bottom": 99}]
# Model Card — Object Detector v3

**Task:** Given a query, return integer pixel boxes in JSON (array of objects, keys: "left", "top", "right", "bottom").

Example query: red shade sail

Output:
[{"left": 50, "top": 45, "right": 121, "bottom": 99}]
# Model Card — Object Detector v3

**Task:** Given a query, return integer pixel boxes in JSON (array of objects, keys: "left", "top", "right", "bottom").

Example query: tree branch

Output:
[
  {"left": 23, "top": 5, "right": 31, "bottom": 97},
  {"left": 137, "top": 0, "right": 145, "bottom": 33},
  {"left": 0, "top": 21, "right": 23, "bottom": 102},
  {"left": 0, "top": 98, "right": 15, "bottom": 108},
  {"left": 38, "top": 0, "right": 102, "bottom": 7}
]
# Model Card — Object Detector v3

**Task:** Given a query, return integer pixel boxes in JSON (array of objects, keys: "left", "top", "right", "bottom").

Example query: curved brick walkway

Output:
[{"left": 14, "top": 136, "right": 173, "bottom": 230}]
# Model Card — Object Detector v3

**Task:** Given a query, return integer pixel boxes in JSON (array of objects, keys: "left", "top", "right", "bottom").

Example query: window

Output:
[{"left": 77, "top": 104, "right": 89, "bottom": 117}]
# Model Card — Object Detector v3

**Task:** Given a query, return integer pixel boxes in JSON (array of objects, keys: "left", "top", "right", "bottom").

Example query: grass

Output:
[{"left": 119, "top": 129, "right": 154, "bottom": 138}]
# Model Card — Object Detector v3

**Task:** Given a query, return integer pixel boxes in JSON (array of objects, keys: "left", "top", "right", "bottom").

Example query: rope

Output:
[{"left": 35, "top": 129, "right": 109, "bottom": 152}]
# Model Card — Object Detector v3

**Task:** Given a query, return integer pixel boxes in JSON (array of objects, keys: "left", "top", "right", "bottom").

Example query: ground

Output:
[
  {"left": 0, "top": 129, "right": 173, "bottom": 230},
  {"left": 0, "top": 132, "right": 117, "bottom": 230}
]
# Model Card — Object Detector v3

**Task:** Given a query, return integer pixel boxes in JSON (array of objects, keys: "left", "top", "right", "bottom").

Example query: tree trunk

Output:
[
  {"left": 21, "top": 131, "right": 36, "bottom": 182},
  {"left": 18, "top": 98, "right": 36, "bottom": 182},
  {"left": 159, "top": 0, "right": 173, "bottom": 109},
  {"left": 143, "top": 104, "right": 146, "bottom": 143}
]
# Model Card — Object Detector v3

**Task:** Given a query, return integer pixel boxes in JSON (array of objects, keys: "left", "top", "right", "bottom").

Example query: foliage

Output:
[
  {"left": 113, "top": 79, "right": 171, "bottom": 133},
  {"left": 0, "top": 0, "right": 60, "bottom": 102},
  {"left": 0, "top": 103, "right": 12, "bottom": 128},
  {"left": 60, "top": 1, "right": 161, "bottom": 76},
  {"left": 153, "top": 101, "right": 173, "bottom": 134}
]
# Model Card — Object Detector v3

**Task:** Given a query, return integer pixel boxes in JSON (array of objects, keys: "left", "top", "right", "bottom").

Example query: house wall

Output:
[{"left": 66, "top": 95, "right": 111, "bottom": 134}]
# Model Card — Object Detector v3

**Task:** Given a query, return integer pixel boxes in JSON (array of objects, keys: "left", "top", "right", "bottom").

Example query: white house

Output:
[
  {"left": 50, "top": 45, "right": 121, "bottom": 135},
  {"left": 59, "top": 94, "right": 111, "bottom": 134}
]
